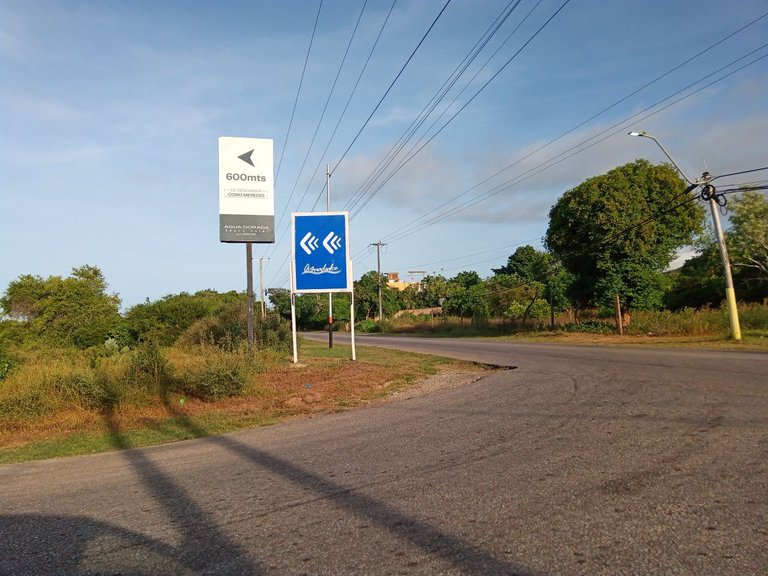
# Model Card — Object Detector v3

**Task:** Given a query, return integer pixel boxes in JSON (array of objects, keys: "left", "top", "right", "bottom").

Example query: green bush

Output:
[
  {"left": 177, "top": 363, "right": 246, "bottom": 402},
  {"left": 561, "top": 320, "right": 615, "bottom": 334},
  {"left": 55, "top": 371, "right": 110, "bottom": 410},
  {"left": 0, "top": 356, "right": 12, "bottom": 381},
  {"left": 356, "top": 319, "right": 381, "bottom": 333},
  {"left": 738, "top": 302, "right": 768, "bottom": 330},
  {"left": 179, "top": 305, "right": 292, "bottom": 352},
  {"left": 128, "top": 342, "right": 172, "bottom": 391},
  {"left": 170, "top": 346, "right": 254, "bottom": 402}
]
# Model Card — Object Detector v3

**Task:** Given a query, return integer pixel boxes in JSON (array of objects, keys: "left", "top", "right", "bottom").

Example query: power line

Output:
[
  {"left": 267, "top": 0, "right": 370, "bottom": 263},
  {"left": 351, "top": 0, "right": 573, "bottom": 218},
  {"left": 365, "top": 14, "right": 768, "bottom": 246},
  {"left": 274, "top": 0, "right": 323, "bottom": 184},
  {"left": 379, "top": 44, "right": 768, "bottom": 246},
  {"left": 343, "top": 0, "right": 530, "bottom": 213},
  {"left": 266, "top": 1, "right": 397, "bottom": 285},
  {"left": 331, "top": 0, "right": 453, "bottom": 175}
]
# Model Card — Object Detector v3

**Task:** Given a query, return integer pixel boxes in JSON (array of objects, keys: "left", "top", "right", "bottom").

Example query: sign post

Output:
[
  {"left": 218, "top": 137, "right": 275, "bottom": 351},
  {"left": 290, "top": 212, "right": 355, "bottom": 362}
]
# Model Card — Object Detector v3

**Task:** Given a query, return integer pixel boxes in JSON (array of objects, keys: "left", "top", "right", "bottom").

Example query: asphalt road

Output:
[{"left": 2, "top": 336, "right": 766, "bottom": 575}]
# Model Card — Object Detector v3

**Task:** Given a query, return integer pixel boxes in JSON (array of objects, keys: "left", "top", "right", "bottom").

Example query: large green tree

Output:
[
  {"left": 1, "top": 265, "right": 122, "bottom": 348},
  {"left": 545, "top": 160, "right": 704, "bottom": 314},
  {"left": 727, "top": 190, "right": 768, "bottom": 289}
]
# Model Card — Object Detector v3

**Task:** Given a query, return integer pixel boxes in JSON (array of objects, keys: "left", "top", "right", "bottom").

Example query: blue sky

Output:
[{"left": 2, "top": 0, "right": 767, "bottom": 309}]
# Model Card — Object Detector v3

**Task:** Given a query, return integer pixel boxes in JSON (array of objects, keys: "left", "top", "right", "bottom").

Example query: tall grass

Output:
[
  {"left": 382, "top": 303, "right": 768, "bottom": 337},
  {"left": 628, "top": 302, "right": 768, "bottom": 336},
  {"left": 0, "top": 342, "right": 282, "bottom": 436}
]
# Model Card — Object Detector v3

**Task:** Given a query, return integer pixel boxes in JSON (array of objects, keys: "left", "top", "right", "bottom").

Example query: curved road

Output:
[{"left": 2, "top": 336, "right": 766, "bottom": 575}]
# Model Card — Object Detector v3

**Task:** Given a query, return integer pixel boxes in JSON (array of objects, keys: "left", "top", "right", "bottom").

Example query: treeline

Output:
[
  {"left": 276, "top": 162, "right": 766, "bottom": 329},
  {"left": 0, "top": 267, "right": 289, "bottom": 353}
]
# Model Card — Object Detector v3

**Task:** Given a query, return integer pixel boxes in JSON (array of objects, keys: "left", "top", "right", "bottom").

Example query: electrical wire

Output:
[
  {"left": 267, "top": 0, "right": 370, "bottom": 262},
  {"left": 274, "top": 1, "right": 323, "bottom": 184},
  {"left": 363, "top": 15, "right": 768, "bottom": 245},
  {"left": 379, "top": 44, "right": 768, "bottom": 246},
  {"left": 351, "top": 0, "right": 573, "bottom": 218},
  {"left": 330, "top": 0, "right": 453, "bottom": 176},
  {"left": 343, "top": 0, "right": 530, "bottom": 213}
]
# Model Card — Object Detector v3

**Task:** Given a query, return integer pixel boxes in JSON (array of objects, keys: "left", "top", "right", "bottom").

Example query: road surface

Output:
[{"left": 2, "top": 336, "right": 766, "bottom": 575}]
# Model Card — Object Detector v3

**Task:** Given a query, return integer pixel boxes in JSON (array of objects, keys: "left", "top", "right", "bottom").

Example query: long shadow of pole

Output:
[
  {"left": 103, "top": 402, "right": 263, "bottom": 575},
  {"left": 158, "top": 394, "right": 534, "bottom": 575}
]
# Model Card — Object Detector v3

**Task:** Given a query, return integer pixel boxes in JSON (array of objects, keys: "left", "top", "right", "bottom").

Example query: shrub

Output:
[
  {"left": 170, "top": 345, "right": 254, "bottom": 402},
  {"left": 561, "top": 320, "right": 615, "bottom": 334},
  {"left": 127, "top": 342, "right": 172, "bottom": 391},
  {"left": 179, "top": 306, "right": 292, "bottom": 352},
  {"left": 356, "top": 319, "right": 381, "bottom": 333},
  {"left": 0, "top": 388, "right": 51, "bottom": 421}
]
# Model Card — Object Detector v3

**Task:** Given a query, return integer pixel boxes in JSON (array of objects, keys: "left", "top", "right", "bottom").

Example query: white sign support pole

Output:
[
  {"left": 350, "top": 289, "right": 356, "bottom": 362},
  {"left": 290, "top": 261, "right": 298, "bottom": 364}
]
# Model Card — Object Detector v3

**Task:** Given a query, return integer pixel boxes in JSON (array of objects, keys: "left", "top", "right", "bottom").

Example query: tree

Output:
[
  {"left": 664, "top": 244, "right": 723, "bottom": 309},
  {"left": 443, "top": 283, "right": 488, "bottom": 323},
  {"left": 727, "top": 190, "right": 768, "bottom": 288},
  {"left": 354, "top": 271, "right": 404, "bottom": 320},
  {"left": 545, "top": 160, "right": 704, "bottom": 317},
  {"left": 493, "top": 246, "right": 565, "bottom": 326},
  {"left": 1, "top": 266, "right": 122, "bottom": 348}
]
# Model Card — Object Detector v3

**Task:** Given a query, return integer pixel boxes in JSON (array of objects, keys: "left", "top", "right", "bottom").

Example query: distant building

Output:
[{"left": 385, "top": 272, "right": 413, "bottom": 292}]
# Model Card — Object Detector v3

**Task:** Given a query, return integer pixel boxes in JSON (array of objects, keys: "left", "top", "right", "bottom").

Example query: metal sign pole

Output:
[
  {"left": 350, "top": 274, "right": 356, "bottom": 362},
  {"left": 290, "top": 260, "right": 298, "bottom": 364},
  {"left": 246, "top": 242, "right": 254, "bottom": 351}
]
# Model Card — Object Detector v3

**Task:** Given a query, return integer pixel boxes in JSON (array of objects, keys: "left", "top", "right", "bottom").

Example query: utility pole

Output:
[
  {"left": 327, "top": 165, "right": 333, "bottom": 348},
  {"left": 259, "top": 257, "right": 268, "bottom": 318},
  {"left": 370, "top": 241, "right": 386, "bottom": 322},
  {"left": 629, "top": 131, "right": 742, "bottom": 340}
]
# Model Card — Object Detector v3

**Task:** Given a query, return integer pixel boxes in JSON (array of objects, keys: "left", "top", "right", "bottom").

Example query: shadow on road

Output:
[
  {"left": 2, "top": 393, "right": 534, "bottom": 575},
  {"left": 155, "top": 394, "right": 535, "bottom": 575}
]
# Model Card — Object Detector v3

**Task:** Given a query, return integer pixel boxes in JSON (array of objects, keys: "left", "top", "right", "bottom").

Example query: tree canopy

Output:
[
  {"left": 545, "top": 159, "right": 704, "bottom": 311},
  {"left": 727, "top": 190, "right": 768, "bottom": 288},
  {"left": 0, "top": 266, "right": 122, "bottom": 348}
]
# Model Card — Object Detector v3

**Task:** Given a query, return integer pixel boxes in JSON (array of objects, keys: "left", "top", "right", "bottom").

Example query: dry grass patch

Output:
[{"left": 0, "top": 341, "right": 485, "bottom": 463}]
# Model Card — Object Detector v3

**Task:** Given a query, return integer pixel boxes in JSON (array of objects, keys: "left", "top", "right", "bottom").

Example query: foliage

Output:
[
  {"left": 545, "top": 160, "right": 704, "bottom": 311},
  {"left": 507, "top": 298, "right": 549, "bottom": 322},
  {"left": 128, "top": 341, "right": 173, "bottom": 391},
  {"left": 0, "top": 266, "right": 123, "bottom": 348},
  {"left": 355, "top": 319, "right": 381, "bottom": 333},
  {"left": 727, "top": 191, "right": 768, "bottom": 287},
  {"left": 560, "top": 320, "right": 615, "bottom": 334},
  {"left": 354, "top": 271, "right": 402, "bottom": 320},
  {"left": 125, "top": 290, "right": 241, "bottom": 346},
  {"left": 443, "top": 283, "right": 489, "bottom": 321},
  {"left": 665, "top": 244, "right": 724, "bottom": 310},
  {"left": 170, "top": 345, "right": 253, "bottom": 402}
]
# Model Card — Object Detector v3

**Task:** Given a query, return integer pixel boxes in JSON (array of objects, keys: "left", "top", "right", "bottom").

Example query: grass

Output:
[
  {"left": 383, "top": 302, "right": 768, "bottom": 351},
  {"left": 0, "top": 340, "right": 480, "bottom": 464}
]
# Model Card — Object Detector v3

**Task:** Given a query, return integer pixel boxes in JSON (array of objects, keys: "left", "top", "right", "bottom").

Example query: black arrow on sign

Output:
[{"left": 238, "top": 149, "right": 254, "bottom": 167}]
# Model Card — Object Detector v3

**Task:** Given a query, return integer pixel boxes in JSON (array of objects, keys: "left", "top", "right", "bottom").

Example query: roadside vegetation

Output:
[
  {"left": 273, "top": 165, "right": 767, "bottom": 344},
  {"left": 2, "top": 160, "right": 765, "bottom": 461}
]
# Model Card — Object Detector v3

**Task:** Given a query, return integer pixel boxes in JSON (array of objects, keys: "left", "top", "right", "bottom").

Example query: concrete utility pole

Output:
[
  {"left": 370, "top": 241, "right": 386, "bottom": 322},
  {"left": 259, "top": 257, "right": 268, "bottom": 317},
  {"left": 327, "top": 165, "right": 333, "bottom": 348},
  {"left": 629, "top": 131, "right": 742, "bottom": 341}
]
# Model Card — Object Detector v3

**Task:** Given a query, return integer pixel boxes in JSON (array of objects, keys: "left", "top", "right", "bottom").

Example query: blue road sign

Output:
[{"left": 292, "top": 212, "right": 352, "bottom": 293}]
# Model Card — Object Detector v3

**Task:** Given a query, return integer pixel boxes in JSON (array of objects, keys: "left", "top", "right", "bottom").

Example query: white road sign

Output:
[{"left": 218, "top": 137, "right": 274, "bottom": 243}]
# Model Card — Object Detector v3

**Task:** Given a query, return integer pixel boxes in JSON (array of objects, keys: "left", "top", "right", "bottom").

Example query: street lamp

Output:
[{"left": 629, "top": 131, "right": 742, "bottom": 341}]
